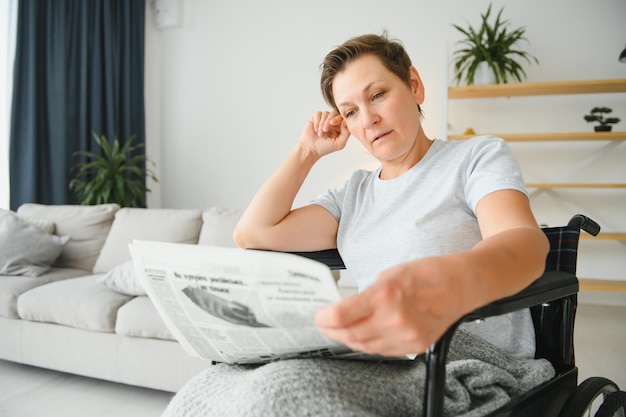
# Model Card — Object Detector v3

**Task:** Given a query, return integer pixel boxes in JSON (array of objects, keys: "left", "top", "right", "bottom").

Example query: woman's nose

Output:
[{"left": 360, "top": 106, "right": 379, "bottom": 128}]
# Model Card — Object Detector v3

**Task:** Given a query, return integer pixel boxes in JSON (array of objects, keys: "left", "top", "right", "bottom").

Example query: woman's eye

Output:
[
  {"left": 344, "top": 110, "right": 356, "bottom": 118},
  {"left": 373, "top": 91, "right": 385, "bottom": 100}
]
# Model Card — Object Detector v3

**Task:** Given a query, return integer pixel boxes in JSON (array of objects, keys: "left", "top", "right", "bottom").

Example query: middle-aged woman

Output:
[
  {"left": 233, "top": 33, "right": 549, "bottom": 360},
  {"left": 162, "top": 33, "right": 552, "bottom": 417}
]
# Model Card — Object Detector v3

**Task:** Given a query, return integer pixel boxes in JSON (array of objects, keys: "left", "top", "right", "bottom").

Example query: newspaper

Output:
[{"left": 130, "top": 240, "right": 415, "bottom": 364}]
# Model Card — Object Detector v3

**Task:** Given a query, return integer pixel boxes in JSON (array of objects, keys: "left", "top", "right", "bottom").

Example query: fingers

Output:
[
  {"left": 316, "top": 292, "right": 374, "bottom": 328},
  {"left": 316, "top": 284, "right": 406, "bottom": 353},
  {"left": 300, "top": 111, "right": 349, "bottom": 158},
  {"left": 315, "top": 295, "right": 380, "bottom": 350},
  {"left": 310, "top": 111, "right": 344, "bottom": 137},
  {"left": 317, "top": 297, "right": 433, "bottom": 356},
  {"left": 315, "top": 276, "right": 441, "bottom": 357},
  {"left": 330, "top": 114, "right": 343, "bottom": 126}
]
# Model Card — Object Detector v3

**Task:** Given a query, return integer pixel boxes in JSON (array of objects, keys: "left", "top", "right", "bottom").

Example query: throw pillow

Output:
[
  {"left": 0, "top": 210, "right": 69, "bottom": 276},
  {"left": 197, "top": 207, "right": 242, "bottom": 247},
  {"left": 17, "top": 214, "right": 56, "bottom": 234},
  {"left": 97, "top": 261, "right": 147, "bottom": 296}
]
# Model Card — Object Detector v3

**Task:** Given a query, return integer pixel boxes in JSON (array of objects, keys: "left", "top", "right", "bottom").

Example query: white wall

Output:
[{"left": 144, "top": 0, "right": 626, "bottom": 283}]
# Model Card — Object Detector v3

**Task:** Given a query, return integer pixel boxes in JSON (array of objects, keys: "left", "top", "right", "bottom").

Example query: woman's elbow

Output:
[
  {"left": 531, "top": 229, "right": 551, "bottom": 277},
  {"left": 232, "top": 224, "right": 274, "bottom": 249},
  {"left": 233, "top": 226, "right": 253, "bottom": 249}
]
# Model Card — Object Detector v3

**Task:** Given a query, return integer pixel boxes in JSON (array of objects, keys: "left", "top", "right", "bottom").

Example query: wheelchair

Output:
[{"left": 293, "top": 215, "right": 626, "bottom": 417}]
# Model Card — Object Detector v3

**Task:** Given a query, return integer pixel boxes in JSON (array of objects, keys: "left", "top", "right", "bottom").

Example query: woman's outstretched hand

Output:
[
  {"left": 315, "top": 254, "right": 475, "bottom": 357},
  {"left": 299, "top": 111, "right": 350, "bottom": 157}
]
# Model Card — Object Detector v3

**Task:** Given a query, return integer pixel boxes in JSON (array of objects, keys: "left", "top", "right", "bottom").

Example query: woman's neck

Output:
[{"left": 379, "top": 133, "right": 433, "bottom": 180}]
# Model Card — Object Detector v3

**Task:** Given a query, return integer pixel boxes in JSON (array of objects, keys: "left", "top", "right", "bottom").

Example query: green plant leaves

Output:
[
  {"left": 69, "top": 132, "right": 158, "bottom": 207},
  {"left": 583, "top": 107, "right": 621, "bottom": 126},
  {"left": 452, "top": 3, "right": 538, "bottom": 85}
]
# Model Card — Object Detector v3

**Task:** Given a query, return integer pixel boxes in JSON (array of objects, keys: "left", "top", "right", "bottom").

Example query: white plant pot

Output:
[{"left": 474, "top": 61, "right": 496, "bottom": 85}]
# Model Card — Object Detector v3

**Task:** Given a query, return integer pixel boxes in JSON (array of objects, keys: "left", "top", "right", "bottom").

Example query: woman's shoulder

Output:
[
  {"left": 426, "top": 136, "right": 512, "bottom": 169},
  {"left": 438, "top": 135, "right": 508, "bottom": 156},
  {"left": 325, "top": 168, "right": 379, "bottom": 197},
  {"left": 443, "top": 135, "right": 506, "bottom": 148}
]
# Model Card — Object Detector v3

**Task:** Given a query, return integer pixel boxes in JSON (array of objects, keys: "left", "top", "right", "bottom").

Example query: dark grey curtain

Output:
[{"left": 9, "top": 0, "right": 145, "bottom": 210}]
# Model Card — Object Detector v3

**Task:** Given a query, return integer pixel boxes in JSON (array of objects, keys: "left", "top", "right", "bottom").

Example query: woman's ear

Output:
[{"left": 409, "top": 66, "right": 425, "bottom": 105}]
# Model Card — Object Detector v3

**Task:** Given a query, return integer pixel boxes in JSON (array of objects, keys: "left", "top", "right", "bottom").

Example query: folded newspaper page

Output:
[{"left": 130, "top": 241, "right": 415, "bottom": 364}]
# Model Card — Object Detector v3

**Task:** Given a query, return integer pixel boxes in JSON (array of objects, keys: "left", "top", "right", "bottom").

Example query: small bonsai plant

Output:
[
  {"left": 69, "top": 132, "right": 158, "bottom": 207},
  {"left": 583, "top": 107, "right": 621, "bottom": 132},
  {"left": 451, "top": 3, "right": 539, "bottom": 85}
]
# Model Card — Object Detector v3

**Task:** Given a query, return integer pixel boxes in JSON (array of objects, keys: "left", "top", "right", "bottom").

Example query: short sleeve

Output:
[
  {"left": 309, "top": 184, "right": 345, "bottom": 221},
  {"left": 463, "top": 136, "right": 527, "bottom": 212},
  {"left": 308, "top": 169, "right": 374, "bottom": 222}
]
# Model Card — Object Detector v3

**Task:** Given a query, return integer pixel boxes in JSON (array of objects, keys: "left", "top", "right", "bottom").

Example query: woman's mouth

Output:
[{"left": 372, "top": 131, "right": 391, "bottom": 143}]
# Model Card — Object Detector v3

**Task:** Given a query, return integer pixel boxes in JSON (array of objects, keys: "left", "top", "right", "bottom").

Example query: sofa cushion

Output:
[
  {"left": 0, "top": 209, "right": 69, "bottom": 277},
  {"left": 92, "top": 208, "right": 203, "bottom": 273},
  {"left": 198, "top": 207, "right": 242, "bottom": 247},
  {"left": 17, "top": 275, "right": 133, "bottom": 332},
  {"left": 115, "top": 296, "right": 175, "bottom": 340},
  {"left": 97, "top": 261, "right": 146, "bottom": 296},
  {"left": 0, "top": 267, "right": 89, "bottom": 319},
  {"left": 17, "top": 203, "right": 120, "bottom": 271}
]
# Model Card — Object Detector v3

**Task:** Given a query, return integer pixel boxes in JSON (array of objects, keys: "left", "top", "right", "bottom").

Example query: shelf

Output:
[
  {"left": 448, "top": 132, "right": 626, "bottom": 142},
  {"left": 526, "top": 183, "right": 626, "bottom": 189},
  {"left": 580, "top": 233, "right": 626, "bottom": 241},
  {"left": 448, "top": 78, "right": 626, "bottom": 99},
  {"left": 579, "top": 278, "right": 626, "bottom": 292}
]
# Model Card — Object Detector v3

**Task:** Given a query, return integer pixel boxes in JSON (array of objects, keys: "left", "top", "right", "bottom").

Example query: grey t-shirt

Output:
[{"left": 310, "top": 136, "right": 536, "bottom": 358}]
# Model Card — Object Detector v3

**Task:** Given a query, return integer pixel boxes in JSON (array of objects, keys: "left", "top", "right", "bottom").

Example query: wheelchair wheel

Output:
[
  {"left": 596, "top": 391, "right": 626, "bottom": 417},
  {"left": 559, "top": 377, "right": 625, "bottom": 417}
]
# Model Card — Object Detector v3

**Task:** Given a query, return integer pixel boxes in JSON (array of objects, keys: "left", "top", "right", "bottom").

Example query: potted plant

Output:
[
  {"left": 451, "top": 3, "right": 539, "bottom": 85},
  {"left": 583, "top": 107, "right": 621, "bottom": 132},
  {"left": 69, "top": 132, "right": 158, "bottom": 207}
]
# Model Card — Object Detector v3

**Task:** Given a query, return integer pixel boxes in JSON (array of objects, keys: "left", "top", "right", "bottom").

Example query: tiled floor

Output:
[
  {"left": 0, "top": 360, "right": 173, "bottom": 417},
  {"left": 0, "top": 302, "right": 624, "bottom": 417}
]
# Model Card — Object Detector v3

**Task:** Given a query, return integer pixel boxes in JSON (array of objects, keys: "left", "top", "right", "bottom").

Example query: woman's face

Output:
[{"left": 332, "top": 54, "right": 425, "bottom": 164}]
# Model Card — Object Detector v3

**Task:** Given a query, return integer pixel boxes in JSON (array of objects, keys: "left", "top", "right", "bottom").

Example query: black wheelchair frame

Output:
[{"left": 293, "top": 215, "right": 626, "bottom": 417}]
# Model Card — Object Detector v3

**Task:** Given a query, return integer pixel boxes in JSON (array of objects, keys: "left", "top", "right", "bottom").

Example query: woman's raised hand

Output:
[{"left": 299, "top": 111, "right": 350, "bottom": 157}]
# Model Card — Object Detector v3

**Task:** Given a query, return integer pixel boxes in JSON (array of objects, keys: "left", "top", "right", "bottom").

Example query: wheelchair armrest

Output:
[
  {"left": 289, "top": 249, "right": 346, "bottom": 270},
  {"left": 463, "top": 270, "right": 579, "bottom": 321},
  {"left": 291, "top": 250, "right": 579, "bottom": 320}
]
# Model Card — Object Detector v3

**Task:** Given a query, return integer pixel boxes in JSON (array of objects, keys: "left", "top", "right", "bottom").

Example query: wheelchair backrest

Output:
[
  {"left": 531, "top": 224, "right": 582, "bottom": 373},
  {"left": 542, "top": 225, "right": 581, "bottom": 275}
]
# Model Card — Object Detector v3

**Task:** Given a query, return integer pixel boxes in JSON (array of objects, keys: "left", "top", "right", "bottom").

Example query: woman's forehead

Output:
[{"left": 333, "top": 55, "right": 393, "bottom": 103}]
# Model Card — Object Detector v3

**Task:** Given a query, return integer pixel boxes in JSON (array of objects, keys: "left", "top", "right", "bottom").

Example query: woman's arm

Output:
[
  {"left": 233, "top": 112, "right": 350, "bottom": 252},
  {"left": 466, "top": 189, "right": 549, "bottom": 305},
  {"left": 315, "top": 189, "right": 549, "bottom": 356}
]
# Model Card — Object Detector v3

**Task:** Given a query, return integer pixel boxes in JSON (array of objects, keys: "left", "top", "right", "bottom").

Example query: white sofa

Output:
[{"left": 0, "top": 203, "right": 244, "bottom": 392}]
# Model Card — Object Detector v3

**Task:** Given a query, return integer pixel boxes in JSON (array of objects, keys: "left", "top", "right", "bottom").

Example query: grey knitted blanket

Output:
[{"left": 162, "top": 330, "right": 554, "bottom": 417}]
